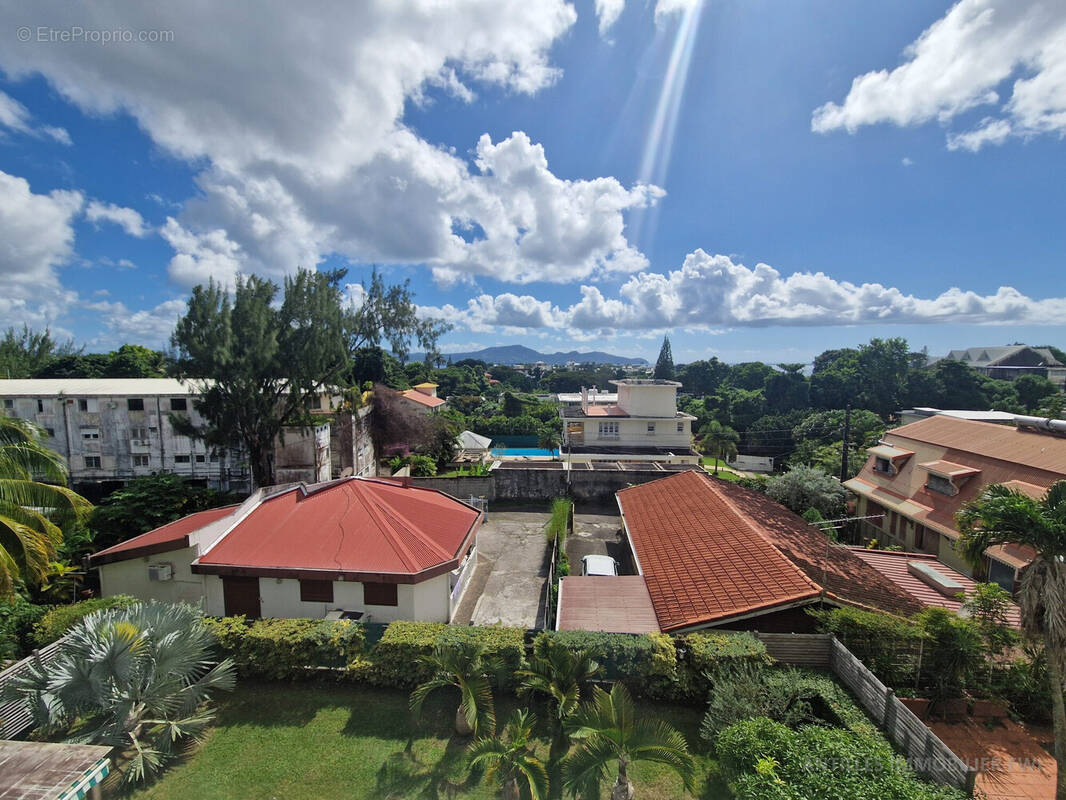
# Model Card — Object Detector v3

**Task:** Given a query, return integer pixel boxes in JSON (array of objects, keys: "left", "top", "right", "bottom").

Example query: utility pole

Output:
[{"left": 839, "top": 403, "right": 851, "bottom": 483}]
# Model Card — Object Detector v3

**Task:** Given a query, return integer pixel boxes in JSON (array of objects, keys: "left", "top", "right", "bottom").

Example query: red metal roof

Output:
[
  {"left": 617, "top": 471, "right": 921, "bottom": 632},
  {"left": 850, "top": 548, "right": 1022, "bottom": 628},
  {"left": 92, "top": 505, "right": 239, "bottom": 565},
  {"left": 557, "top": 576, "right": 660, "bottom": 634},
  {"left": 889, "top": 416, "right": 1066, "bottom": 475},
  {"left": 195, "top": 478, "right": 479, "bottom": 579}
]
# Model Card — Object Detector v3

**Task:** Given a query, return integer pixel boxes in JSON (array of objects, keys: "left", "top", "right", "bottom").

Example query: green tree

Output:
[
  {"left": 810, "top": 348, "right": 861, "bottom": 410},
  {"left": 956, "top": 481, "right": 1066, "bottom": 799},
  {"left": 1039, "top": 394, "right": 1066, "bottom": 419},
  {"left": 3, "top": 601, "right": 235, "bottom": 785},
  {"left": 410, "top": 641, "right": 499, "bottom": 737},
  {"left": 89, "top": 473, "right": 242, "bottom": 550},
  {"left": 653, "top": 336, "right": 675, "bottom": 381},
  {"left": 0, "top": 326, "right": 78, "bottom": 379},
  {"left": 699, "top": 421, "right": 740, "bottom": 474},
  {"left": 468, "top": 709, "right": 549, "bottom": 800},
  {"left": 764, "top": 364, "right": 809, "bottom": 413},
  {"left": 563, "top": 683, "right": 696, "bottom": 800},
  {"left": 856, "top": 337, "right": 909, "bottom": 418},
  {"left": 0, "top": 417, "right": 92, "bottom": 597},
  {"left": 728, "top": 362, "right": 777, "bottom": 391},
  {"left": 676, "top": 358, "right": 729, "bottom": 396},
  {"left": 765, "top": 465, "right": 846, "bottom": 518},
  {"left": 930, "top": 359, "right": 988, "bottom": 409},
  {"left": 104, "top": 344, "right": 169, "bottom": 377},
  {"left": 1014, "top": 374, "right": 1057, "bottom": 412}
]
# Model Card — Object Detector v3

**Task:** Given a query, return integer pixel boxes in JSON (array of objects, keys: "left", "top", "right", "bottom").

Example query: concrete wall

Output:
[
  {"left": 616, "top": 383, "right": 678, "bottom": 417},
  {"left": 410, "top": 475, "right": 493, "bottom": 500},
  {"left": 98, "top": 545, "right": 208, "bottom": 606}
]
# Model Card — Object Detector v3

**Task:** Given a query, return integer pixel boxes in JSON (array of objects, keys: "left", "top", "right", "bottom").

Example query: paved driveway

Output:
[
  {"left": 462, "top": 511, "right": 552, "bottom": 629},
  {"left": 567, "top": 513, "right": 635, "bottom": 575}
]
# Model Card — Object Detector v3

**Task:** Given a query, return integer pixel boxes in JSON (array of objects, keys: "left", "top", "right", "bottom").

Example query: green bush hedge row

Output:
[
  {"left": 33, "top": 595, "right": 140, "bottom": 647},
  {"left": 200, "top": 616, "right": 769, "bottom": 698}
]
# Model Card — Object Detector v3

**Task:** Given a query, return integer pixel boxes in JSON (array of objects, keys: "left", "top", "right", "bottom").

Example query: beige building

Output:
[
  {"left": 91, "top": 477, "right": 482, "bottom": 623},
  {"left": 561, "top": 379, "right": 698, "bottom": 464}
]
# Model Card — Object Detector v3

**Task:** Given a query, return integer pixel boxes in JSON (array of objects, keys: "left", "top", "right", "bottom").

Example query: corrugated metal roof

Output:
[
  {"left": 0, "top": 378, "right": 209, "bottom": 396},
  {"left": 91, "top": 505, "right": 239, "bottom": 564},
  {"left": 616, "top": 471, "right": 920, "bottom": 632},
  {"left": 557, "top": 576, "right": 660, "bottom": 634},
  {"left": 196, "top": 478, "right": 479, "bottom": 577},
  {"left": 889, "top": 416, "right": 1066, "bottom": 475}
]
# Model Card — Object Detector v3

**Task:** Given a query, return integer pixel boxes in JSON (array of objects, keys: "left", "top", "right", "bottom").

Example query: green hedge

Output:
[
  {"left": 718, "top": 717, "right": 967, "bottom": 800},
  {"left": 204, "top": 617, "right": 366, "bottom": 680},
  {"left": 0, "top": 597, "right": 50, "bottom": 660},
  {"left": 352, "top": 621, "right": 527, "bottom": 688},
  {"left": 33, "top": 595, "right": 140, "bottom": 646},
  {"left": 675, "top": 632, "right": 773, "bottom": 701}
]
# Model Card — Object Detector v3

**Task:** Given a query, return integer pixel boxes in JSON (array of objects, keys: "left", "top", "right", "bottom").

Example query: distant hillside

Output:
[{"left": 408, "top": 345, "right": 647, "bottom": 366}]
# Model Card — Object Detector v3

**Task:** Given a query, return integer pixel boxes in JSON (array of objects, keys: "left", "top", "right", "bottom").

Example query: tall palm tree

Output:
[
  {"left": 698, "top": 420, "right": 739, "bottom": 475},
  {"left": 410, "top": 641, "right": 499, "bottom": 737},
  {"left": 956, "top": 480, "right": 1066, "bottom": 799},
  {"left": 2, "top": 600, "right": 235, "bottom": 785},
  {"left": 563, "top": 683, "right": 697, "bottom": 800},
  {"left": 0, "top": 416, "right": 92, "bottom": 597},
  {"left": 468, "top": 709, "right": 549, "bottom": 800}
]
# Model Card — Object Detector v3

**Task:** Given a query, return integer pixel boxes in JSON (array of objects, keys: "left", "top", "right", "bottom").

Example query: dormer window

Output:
[
  {"left": 926, "top": 474, "right": 955, "bottom": 496},
  {"left": 919, "top": 460, "right": 980, "bottom": 497},
  {"left": 874, "top": 457, "right": 892, "bottom": 474}
]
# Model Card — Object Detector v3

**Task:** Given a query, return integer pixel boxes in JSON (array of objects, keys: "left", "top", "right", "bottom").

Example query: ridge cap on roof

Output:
[{"left": 353, "top": 480, "right": 455, "bottom": 566}]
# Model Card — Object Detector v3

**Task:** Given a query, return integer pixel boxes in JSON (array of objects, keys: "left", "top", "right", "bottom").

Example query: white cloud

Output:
[
  {"left": 85, "top": 200, "right": 150, "bottom": 237},
  {"left": 654, "top": 0, "right": 701, "bottom": 26},
  {"left": 431, "top": 250, "right": 1066, "bottom": 334},
  {"left": 812, "top": 0, "right": 1066, "bottom": 151},
  {"left": 0, "top": 90, "right": 71, "bottom": 144},
  {"left": 595, "top": 0, "right": 625, "bottom": 34},
  {"left": 901, "top": 156, "right": 914, "bottom": 166},
  {"left": 0, "top": 2, "right": 659, "bottom": 290},
  {"left": 85, "top": 298, "right": 188, "bottom": 348}
]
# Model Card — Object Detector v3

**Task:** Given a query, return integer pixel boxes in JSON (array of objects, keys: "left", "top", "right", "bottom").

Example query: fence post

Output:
[{"left": 914, "top": 638, "right": 923, "bottom": 689}]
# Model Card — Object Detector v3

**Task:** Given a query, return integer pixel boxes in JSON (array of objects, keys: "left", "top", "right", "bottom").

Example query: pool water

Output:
[{"left": 490, "top": 447, "right": 560, "bottom": 457}]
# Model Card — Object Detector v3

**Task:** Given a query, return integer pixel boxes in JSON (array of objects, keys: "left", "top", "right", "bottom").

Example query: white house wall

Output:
[
  {"left": 98, "top": 546, "right": 207, "bottom": 608},
  {"left": 575, "top": 417, "right": 692, "bottom": 449}
]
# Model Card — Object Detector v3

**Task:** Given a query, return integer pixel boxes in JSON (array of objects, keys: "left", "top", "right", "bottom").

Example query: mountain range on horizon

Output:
[{"left": 407, "top": 344, "right": 648, "bottom": 367}]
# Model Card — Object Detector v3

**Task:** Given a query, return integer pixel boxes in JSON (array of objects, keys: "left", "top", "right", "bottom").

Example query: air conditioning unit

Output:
[{"left": 147, "top": 563, "right": 173, "bottom": 581}]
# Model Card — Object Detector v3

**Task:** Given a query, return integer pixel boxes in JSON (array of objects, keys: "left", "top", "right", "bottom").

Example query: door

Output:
[{"left": 222, "top": 575, "right": 261, "bottom": 618}]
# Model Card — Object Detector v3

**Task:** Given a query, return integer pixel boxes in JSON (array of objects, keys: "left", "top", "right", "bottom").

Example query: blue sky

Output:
[{"left": 0, "top": 0, "right": 1064, "bottom": 364}]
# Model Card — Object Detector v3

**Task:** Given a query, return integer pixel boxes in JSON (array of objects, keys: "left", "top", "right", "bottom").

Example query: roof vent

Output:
[{"left": 907, "top": 560, "right": 963, "bottom": 598}]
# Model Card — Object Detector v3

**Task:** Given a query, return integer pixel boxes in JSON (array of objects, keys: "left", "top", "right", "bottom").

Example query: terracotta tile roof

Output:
[
  {"left": 850, "top": 548, "right": 1022, "bottom": 628},
  {"left": 557, "top": 576, "right": 660, "bottom": 634},
  {"left": 400, "top": 389, "right": 446, "bottom": 408},
  {"left": 617, "top": 471, "right": 920, "bottom": 632},
  {"left": 92, "top": 505, "right": 239, "bottom": 565},
  {"left": 194, "top": 478, "right": 480, "bottom": 579},
  {"left": 888, "top": 416, "right": 1066, "bottom": 475}
]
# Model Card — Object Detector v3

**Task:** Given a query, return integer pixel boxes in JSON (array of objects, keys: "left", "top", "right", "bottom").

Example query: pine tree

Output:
[{"left": 653, "top": 335, "right": 675, "bottom": 380}]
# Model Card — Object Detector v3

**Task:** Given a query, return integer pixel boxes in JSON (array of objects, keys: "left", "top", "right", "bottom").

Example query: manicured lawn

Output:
[{"left": 124, "top": 682, "right": 728, "bottom": 799}]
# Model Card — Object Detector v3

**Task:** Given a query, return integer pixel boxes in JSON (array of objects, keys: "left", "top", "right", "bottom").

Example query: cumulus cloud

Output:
[
  {"left": 812, "top": 0, "right": 1066, "bottom": 151},
  {"left": 0, "top": 90, "right": 71, "bottom": 144},
  {"left": 432, "top": 250, "right": 1066, "bottom": 335},
  {"left": 85, "top": 200, "right": 150, "bottom": 237},
  {"left": 85, "top": 298, "right": 188, "bottom": 349},
  {"left": 0, "top": 2, "right": 660, "bottom": 289},
  {"left": 595, "top": 0, "right": 625, "bottom": 34}
]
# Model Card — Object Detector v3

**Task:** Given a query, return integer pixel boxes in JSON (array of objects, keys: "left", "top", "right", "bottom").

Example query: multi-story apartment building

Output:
[
  {"left": 0, "top": 378, "right": 250, "bottom": 497},
  {"left": 560, "top": 379, "right": 699, "bottom": 464},
  {"left": 845, "top": 414, "right": 1066, "bottom": 592}
]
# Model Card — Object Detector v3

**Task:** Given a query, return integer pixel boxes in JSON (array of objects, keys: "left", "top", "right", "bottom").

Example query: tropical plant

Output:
[
  {"left": 956, "top": 480, "right": 1066, "bottom": 799},
  {"left": 2, "top": 601, "right": 235, "bottom": 785},
  {"left": 468, "top": 709, "right": 549, "bottom": 800},
  {"left": 410, "top": 641, "right": 499, "bottom": 737},
  {"left": 0, "top": 416, "right": 92, "bottom": 597},
  {"left": 698, "top": 420, "right": 739, "bottom": 475},
  {"left": 563, "top": 683, "right": 696, "bottom": 800}
]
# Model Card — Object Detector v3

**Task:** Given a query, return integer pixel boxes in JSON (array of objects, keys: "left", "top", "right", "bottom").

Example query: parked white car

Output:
[{"left": 581, "top": 554, "right": 619, "bottom": 576}]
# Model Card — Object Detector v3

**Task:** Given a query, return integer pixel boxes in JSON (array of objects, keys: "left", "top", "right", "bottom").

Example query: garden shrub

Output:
[
  {"left": 675, "top": 631, "right": 771, "bottom": 700},
  {"left": 33, "top": 595, "right": 139, "bottom": 646},
  {"left": 809, "top": 605, "right": 925, "bottom": 687},
  {"left": 719, "top": 717, "right": 968, "bottom": 800},
  {"left": 360, "top": 621, "right": 526, "bottom": 688},
  {"left": 537, "top": 629, "right": 677, "bottom": 697},
  {"left": 914, "top": 607, "right": 984, "bottom": 701},
  {"left": 993, "top": 645, "right": 1051, "bottom": 724},
  {"left": 0, "top": 596, "right": 50, "bottom": 660},
  {"left": 204, "top": 617, "right": 366, "bottom": 679}
]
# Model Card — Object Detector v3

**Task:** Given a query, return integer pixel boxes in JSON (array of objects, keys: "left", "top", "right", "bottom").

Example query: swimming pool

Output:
[{"left": 490, "top": 447, "right": 560, "bottom": 457}]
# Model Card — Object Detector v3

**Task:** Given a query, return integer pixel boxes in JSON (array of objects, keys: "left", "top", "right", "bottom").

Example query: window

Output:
[
  {"left": 597, "top": 421, "right": 619, "bottom": 438},
  {"left": 196, "top": 454, "right": 206, "bottom": 463},
  {"left": 677, "top": 421, "right": 684, "bottom": 433},
  {"left": 45, "top": 427, "right": 54, "bottom": 438},
  {"left": 80, "top": 427, "right": 100, "bottom": 440},
  {"left": 646, "top": 422, "right": 655, "bottom": 433},
  {"left": 2, "top": 399, "right": 12, "bottom": 409},
  {"left": 36, "top": 399, "right": 44, "bottom": 413},
  {"left": 926, "top": 474, "right": 954, "bottom": 496},
  {"left": 914, "top": 524, "right": 927, "bottom": 550},
  {"left": 300, "top": 579, "right": 334, "bottom": 603},
  {"left": 174, "top": 455, "right": 191, "bottom": 464},
  {"left": 130, "top": 427, "right": 148, "bottom": 441},
  {"left": 77, "top": 399, "right": 88, "bottom": 411},
  {"left": 133, "top": 455, "right": 150, "bottom": 467},
  {"left": 170, "top": 397, "right": 187, "bottom": 411},
  {"left": 127, "top": 398, "right": 144, "bottom": 411},
  {"left": 363, "top": 581, "right": 398, "bottom": 606},
  {"left": 987, "top": 560, "right": 1016, "bottom": 593},
  {"left": 874, "top": 457, "right": 892, "bottom": 474},
  {"left": 84, "top": 456, "right": 101, "bottom": 469}
]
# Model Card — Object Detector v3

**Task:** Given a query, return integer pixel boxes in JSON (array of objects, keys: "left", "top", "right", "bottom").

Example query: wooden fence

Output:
[
  {"left": 0, "top": 635, "right": 70, "bottom": 738},
  {"left": 754, "top": 632, "right": 977, "bottom": 794}
]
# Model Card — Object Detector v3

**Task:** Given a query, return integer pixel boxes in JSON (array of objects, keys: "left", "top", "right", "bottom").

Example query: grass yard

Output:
[{"left": 123, "top": 682, "right": 728, "bottom": 800}]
